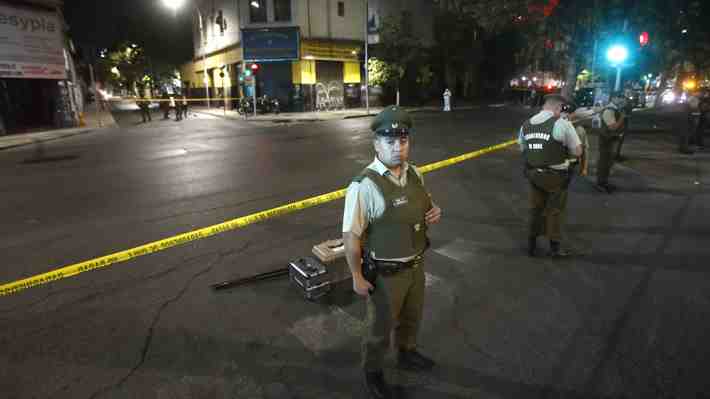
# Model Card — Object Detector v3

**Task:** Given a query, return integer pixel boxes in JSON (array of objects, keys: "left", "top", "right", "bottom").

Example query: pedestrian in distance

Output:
[
  {"left": 443, "top": 88, "right": 452, "bottom": 112},
  {"left": 691, "top": 90, "right": 709, "bottom": 150},
  {"left": 596, "top": 93, "right": 626, "bottom": 193},
  {"left": 137, "top": 93, "right": 151, "bottom": 123},
  {"left": 519, "top": 94, "right": 582, "bottom": 258},
  {"left": 181, "top": 91, "right": 189, "bottom": 120},
  {"left": 342, "top": 106, "right": 442, "bottom": 399},
  {"left": 171, "top": 95, "right": 181, "bottom": 121},
  {"left": 161, "top": 92, "right": 171, "bottom": 120}
]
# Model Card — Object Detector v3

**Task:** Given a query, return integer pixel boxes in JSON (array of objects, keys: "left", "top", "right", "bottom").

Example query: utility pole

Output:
[
  {"left": 364, "top": 0, "right": 370, "bottom": 115},
  {"left": 197, "top": 7, "right": 211, "bottom": 108},
  {"left": 89, "top": 64, "right": 103, "bottom": 127}
]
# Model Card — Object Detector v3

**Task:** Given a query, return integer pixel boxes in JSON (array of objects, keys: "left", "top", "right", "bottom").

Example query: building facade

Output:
[
  {"left": 0, "top": 0, "right": 81, "bottom": 135},
  {"left": 180, "top": 0, "right": 366, "bottom": 111}
]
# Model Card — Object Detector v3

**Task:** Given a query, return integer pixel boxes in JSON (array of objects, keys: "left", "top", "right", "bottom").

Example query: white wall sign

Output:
[{"left": 0, "top": 4, "right": 66, "bottom": 79}]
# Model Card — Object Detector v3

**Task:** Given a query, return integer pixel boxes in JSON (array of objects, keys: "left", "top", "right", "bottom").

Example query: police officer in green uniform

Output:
[
  {"left": 596, "top": 93, "right": 626, "bottom": 192},
  {"left": 343, "top": 106, "right": 442, "bottom": 399},
  {"left": 519, "top": 94, "right": 582, "bottom": 257},
  {"left": 137, "top": 92, "right": 152, "bottom": 123}
]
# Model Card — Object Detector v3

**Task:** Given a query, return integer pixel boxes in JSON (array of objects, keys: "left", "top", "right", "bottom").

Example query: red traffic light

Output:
[
  {"left": 250, "top": 63, "right": 259, "bottom": 71},
  {"left": 639, "top": 31, "right": 649, "bottom": 46}
]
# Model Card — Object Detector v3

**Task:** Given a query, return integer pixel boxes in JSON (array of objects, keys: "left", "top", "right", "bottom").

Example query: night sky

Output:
[{"left": 64, "top": 0, "right": 194, "bottom": 67}]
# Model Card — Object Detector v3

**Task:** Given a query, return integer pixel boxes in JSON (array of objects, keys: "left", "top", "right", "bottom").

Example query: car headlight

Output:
[{"left": 663, "top": 92, "right": 676, "bottom": 103}]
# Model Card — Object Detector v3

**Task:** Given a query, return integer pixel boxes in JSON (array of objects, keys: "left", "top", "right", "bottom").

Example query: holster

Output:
[{"left": 361, "top": 249, "right": 378, "bottom": 287}]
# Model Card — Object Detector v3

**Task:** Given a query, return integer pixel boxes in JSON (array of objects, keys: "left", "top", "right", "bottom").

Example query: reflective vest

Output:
[
  {"left": 354, "top": 167, "right": 432, "bottom": 259},
  {"left": 522, "top": 116, "right": 567, "bottom": 168}
]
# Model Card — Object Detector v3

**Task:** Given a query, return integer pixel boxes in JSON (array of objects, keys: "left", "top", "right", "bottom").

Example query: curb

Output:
[{"left": 0, "top": 129, "right": 96, "bottom": 152}]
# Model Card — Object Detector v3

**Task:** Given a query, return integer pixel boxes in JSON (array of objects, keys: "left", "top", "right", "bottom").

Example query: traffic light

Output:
[
  {"left": 639, "top": 31, "right": 649, "bottom": 47},
  {"left": 250, "top": 63, "right": 259, "bottom": 73}
]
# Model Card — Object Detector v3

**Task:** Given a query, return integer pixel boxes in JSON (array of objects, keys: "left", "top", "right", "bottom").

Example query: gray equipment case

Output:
[{"left": 288, "top": 256, "right": 332, "bottom": 300}]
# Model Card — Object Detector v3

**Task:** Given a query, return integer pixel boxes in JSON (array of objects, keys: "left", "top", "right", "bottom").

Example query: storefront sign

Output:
[
  {"left": 0, "top": 4, "right": 66, "bottom": 79},
  {"left": 242, "top": 27, "right": 299, "bottom": 62}
]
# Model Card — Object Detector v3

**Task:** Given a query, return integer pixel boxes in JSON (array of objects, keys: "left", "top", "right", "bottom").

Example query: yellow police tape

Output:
[{"left": 0, "top": 139, "right": 518, "bottom": 297}]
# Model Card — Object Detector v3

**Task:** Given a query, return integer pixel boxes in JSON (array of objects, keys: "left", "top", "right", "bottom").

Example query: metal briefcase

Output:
[{"left": 288, "top": 256, "right": 331, "bottom": 300}]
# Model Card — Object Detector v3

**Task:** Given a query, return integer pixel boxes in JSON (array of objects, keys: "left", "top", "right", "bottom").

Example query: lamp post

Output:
[
  {"left": 364, "top": 0, "right": 369, "bottom": 115},
  {"left": 162, "top": 0, "right": 210, "bottom": 107},
  {"left": 606, "top": 44, "right": 628, "bottom": 92}
]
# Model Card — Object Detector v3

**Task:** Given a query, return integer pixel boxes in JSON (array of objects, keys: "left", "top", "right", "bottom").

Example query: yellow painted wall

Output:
[
  {"left": 301, "top": 39, "right": 359, "bottom": 62},
  {"left": 292, "top": 60, "right": 316, "bottom": 84},
  {"left": 180, "top": 47, "right": 243, "bottom": 85},
  {"left": 344, "top": 62, "right": 361, "bottom": 84}
]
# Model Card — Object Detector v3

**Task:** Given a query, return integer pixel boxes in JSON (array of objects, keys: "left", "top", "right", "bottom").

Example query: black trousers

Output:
[
  {"left": 692, "top": 115, "right": 706, "bottom": 147},
  {"left": 597, "top": 136, "right": 618, "bottom": 185}
]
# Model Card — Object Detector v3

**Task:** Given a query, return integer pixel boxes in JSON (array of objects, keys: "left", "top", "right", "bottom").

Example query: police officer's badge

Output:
[{"left": 392, "top": 195, "right": 408, "bottom": 207}]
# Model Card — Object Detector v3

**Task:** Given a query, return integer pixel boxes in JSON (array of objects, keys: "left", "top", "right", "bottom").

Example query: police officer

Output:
[
  {"left": 137, "top": 92, "right": 152, "bottom": 123},
  {"left": 562, "top": 104, "right": 589, "bottom": 176},
  {"left": 519, "top": 94, "right": 582, "bottom": 257},
  {"left": 180, "top": 90, "right": 189, "bottom": 120},
  {"left": 692, "top": 90, "right": 709, "bottom": 150},
  {"left": 161, "top": 91, "right": 171, "bottom": 120},
  {"left": 614, "top": 94, "right": 633, "bottom": 161},
  {"left": 343, "top": 106, "right": 442, "bottom": 399},
  {"left": 596, "top": 93, "right": 626, "bottom": 193}
]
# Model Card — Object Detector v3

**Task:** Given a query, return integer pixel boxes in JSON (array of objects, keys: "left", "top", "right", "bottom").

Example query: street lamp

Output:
[
  {"left": 162, "top": 0, "right": 210, "bottom": 107},
  {"left": 364, "top": 0, "right": 370, "bottom": 115},
  {"left": 606, "top": 44, "right": 628, "bottom": 92}
]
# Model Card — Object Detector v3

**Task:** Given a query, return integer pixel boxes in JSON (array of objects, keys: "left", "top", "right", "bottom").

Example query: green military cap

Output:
[{"left": 370, "top": 105, "right": 413, "bottom": 136}]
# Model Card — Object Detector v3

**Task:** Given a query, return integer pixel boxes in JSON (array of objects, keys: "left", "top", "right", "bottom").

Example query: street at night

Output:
[{"left": 1, "top": 105, "right": 709, "bottom": 398}]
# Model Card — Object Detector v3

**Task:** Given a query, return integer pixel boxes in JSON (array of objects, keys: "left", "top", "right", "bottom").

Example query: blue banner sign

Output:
[{"left": 242, "top": 27, "right": 300, "bottom": 62}]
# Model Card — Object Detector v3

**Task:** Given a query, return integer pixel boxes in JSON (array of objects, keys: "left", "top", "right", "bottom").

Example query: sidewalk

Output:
[
  {"left": 0, "top": 102, "right": 117, "bottom": 151},
  {"left": 192, "top": 104, "right": 479, "bottom": 122}
]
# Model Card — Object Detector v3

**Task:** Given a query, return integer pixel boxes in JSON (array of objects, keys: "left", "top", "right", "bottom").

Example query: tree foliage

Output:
[
  {"left": 97, "top": 41, "right": 150, "bottom": 94},
  {"left": 456, "top": 0, "right": 710, "bottom": 95},
  {"left": 372, "top": 11, "right": 424, "bottom": 90}
]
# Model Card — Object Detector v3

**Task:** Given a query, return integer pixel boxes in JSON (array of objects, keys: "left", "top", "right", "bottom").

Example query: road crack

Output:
[{"left": 87, "top": 242, "right": 249, "bottom": 399}]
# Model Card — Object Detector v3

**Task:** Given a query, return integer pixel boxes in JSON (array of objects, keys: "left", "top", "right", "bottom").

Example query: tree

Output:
[
  {"left": 433, "top": 1, "right": 483, "bottom": 98},
  {"left": 462, "top": 0, "right": 710, "bottom": 100},
  {"left": 97, "top": 42, "right": 150, "bottom": 95},
  {"left": 372, "top": 11, "right": 424, "bottom": 104}
]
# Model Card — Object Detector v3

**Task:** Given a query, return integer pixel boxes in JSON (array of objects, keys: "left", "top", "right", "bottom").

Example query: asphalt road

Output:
[{"left": 1, "top": 105, "right": 709, "bottom": 399}]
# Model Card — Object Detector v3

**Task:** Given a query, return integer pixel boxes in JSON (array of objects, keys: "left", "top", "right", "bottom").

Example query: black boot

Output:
[
  {"left": 528, "top": 236, "right": 537, "bottom": 257},
  {"left": 398, "top": 349, "right": 435, "bottom": 371},
  {"left": 364, "top": 370, "right": 391, "bottom": 399},
  {"left": 549, "top": 241, "right": 571, "bottom": 258}
]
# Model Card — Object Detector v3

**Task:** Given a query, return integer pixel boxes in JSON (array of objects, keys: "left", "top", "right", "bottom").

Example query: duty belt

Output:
[
  {"left": 374, "top": 255, "right": 424, "bottom": 275},
  {"left": 530, "top": 167, "right": 568, "bottom": 174}
]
